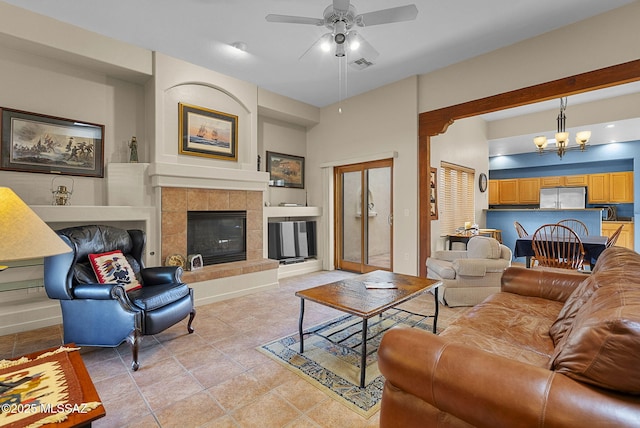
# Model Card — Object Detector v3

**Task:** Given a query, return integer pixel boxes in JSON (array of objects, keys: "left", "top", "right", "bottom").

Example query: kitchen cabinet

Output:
[
  {"left": 495, "top": 178, "right": 539, "bottom": 205},
  {"left": 488, "top": 180, "right": 499, "bottom": 205},
  {"left": 609, "top": 171, "right": 634, "bottom": 203},
  {"left": 540, "top": 175, "right": 588, "bottom": 188},
  {"left": 602, "top": 222, "right": 634, "bottom": 250},
  {"left": 518, "top": 178, "right": 540, "bottom": 204},
  {"left": 565, "top": 175, "right": 588, "bottom": 186},
  {"left": 498, "top": 179, "right": 519, "bottom": 204},
  {"left": 540, "top": 176, "right": 564, "bottom": 187},
  {"left": 587, "top": 172, "right": 633, "bottom": 203},
  {"left": 587, "top": 173, "right": 610, "bottom": 203}
]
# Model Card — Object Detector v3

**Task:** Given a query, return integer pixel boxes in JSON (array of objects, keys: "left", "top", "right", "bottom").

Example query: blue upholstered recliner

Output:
[{"left": 44, "top": 225, "right": 195, "bottom": 370}]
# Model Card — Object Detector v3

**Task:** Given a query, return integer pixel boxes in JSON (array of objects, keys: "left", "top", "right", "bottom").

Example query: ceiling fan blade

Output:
[
  {"left": 299, "top": 33, "right": 333, "bottom": 60},
  {"left": 356, "top": 4, "right": 418, "bottom": 26},
  {"left": 265, "top": 14, "right": 324, "bottom": 26},
  {"left": 333, "top": 0, "right": 351, "bottom": 13}
]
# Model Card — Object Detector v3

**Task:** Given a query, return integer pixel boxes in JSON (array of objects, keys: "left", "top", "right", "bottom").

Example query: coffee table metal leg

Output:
[
  {"left": 299, "top": 298, "right": 305, "bottom": 353},
  {"left": 433, "top": 288, "right": 439, "bottom": 334},
  {"left": 360, "top": 317, "right": 368, "bottom": 388}
]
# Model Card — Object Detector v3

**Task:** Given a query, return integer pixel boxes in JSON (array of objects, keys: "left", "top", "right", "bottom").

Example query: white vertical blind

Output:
[{"left": 439, "top": 162, "right": 475, "bottom": 233}]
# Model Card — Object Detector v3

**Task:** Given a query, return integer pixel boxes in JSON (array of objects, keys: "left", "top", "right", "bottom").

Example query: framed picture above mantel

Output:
[
  {"left": 0, "top": 107, "right": 105, "bottom": 177},
  {"left": 178, "top": 102, "right": 238, "bottom": 161}
]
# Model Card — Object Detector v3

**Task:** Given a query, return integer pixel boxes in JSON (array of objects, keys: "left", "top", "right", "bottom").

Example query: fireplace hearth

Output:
[{"left": 187, "top": 210, "right": 246, "bottom": 266}]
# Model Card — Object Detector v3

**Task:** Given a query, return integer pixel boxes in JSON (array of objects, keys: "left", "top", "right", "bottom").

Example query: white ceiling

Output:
[
  {"left": 2, "top": 0, "right": 634, "bottom": 108},
  {"left": 4, "top": 0, "right": 639, "bottom": 156}
]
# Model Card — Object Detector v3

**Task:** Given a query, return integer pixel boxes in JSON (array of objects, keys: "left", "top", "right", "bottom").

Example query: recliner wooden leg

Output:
[
  {"left": 187, "top": 308, "right": 196, "bottom": 334},
  {"left": 128, "top": 329, "right": 141, "bottom": 371}
]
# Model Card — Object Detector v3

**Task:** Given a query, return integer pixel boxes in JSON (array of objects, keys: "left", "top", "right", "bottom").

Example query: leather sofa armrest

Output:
[
  {"left": 501, "top": 266, "right": 585, "bottom": 302},
  {"left": 140, "top": 266, "right": 183, "bottom": 286},
  {"left": 73, "top": 283, "right": 120, "bottom": 299}
]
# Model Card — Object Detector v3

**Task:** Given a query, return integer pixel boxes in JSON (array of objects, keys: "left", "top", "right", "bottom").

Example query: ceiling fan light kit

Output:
[
  {"left": 266, "top": 0, "right": 418, "bottom": 63},
  {"left": 533, "top": 97, "right": 591, "bottom": 159}
]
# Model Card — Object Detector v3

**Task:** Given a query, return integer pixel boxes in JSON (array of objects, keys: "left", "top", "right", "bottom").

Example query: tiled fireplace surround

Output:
[{"left": 160, "top": 187, "right": 279, "bottom": 284}]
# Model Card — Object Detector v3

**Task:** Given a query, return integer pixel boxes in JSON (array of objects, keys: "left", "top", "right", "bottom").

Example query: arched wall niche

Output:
[{"left": 418, "top": 58, "right": 640, "bottom": 277}]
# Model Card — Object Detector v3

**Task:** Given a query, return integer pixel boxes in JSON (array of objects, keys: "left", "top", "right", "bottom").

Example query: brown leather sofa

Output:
[{"left": 378, "top": 246, "right": 640, "bottom": 427}]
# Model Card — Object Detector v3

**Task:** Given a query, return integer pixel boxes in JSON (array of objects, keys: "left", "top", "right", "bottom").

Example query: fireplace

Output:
[{"left": 187, "top": 210, "right": 246, "bottom": 265}]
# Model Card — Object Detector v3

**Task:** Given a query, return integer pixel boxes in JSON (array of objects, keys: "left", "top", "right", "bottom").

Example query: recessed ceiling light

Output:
[
  {"left": 230, "top": 41, "right": 248, "bottom": 52},
  {"left": 606, "top": 124, "right": 615, "bottom": 128}
]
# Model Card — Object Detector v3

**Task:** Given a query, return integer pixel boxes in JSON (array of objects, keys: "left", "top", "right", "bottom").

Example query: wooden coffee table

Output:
[{"left": 295, "top": 270, "right": 441, "bottom": 387}]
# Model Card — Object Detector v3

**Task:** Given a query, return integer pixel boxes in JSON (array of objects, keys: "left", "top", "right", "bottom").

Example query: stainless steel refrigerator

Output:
[{"left": 539, "top": 187, "right": 586, "bottom": 209}]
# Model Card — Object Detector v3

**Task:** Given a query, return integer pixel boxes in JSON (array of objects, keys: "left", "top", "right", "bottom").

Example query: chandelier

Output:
[{"left": 533, "top": 97, "right": 591, "bottom": 159}]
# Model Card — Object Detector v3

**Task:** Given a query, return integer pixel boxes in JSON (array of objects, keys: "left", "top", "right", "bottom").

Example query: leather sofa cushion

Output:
[
  {"left": 548, "top": 275, "right": 598, "bottom": 345},
  {"left": 550, "top": 278, "right": 640, "bottom": 394},
  {"left": 128, "top": 282, "right": 190, "bottom": 311},
  {"left": 467, "top": 236, "right": 501, "bottom": 259},
  {"left": 440, "top": 292, "right": 561, "bottom": 367},
  {"left": 550, "top": 246, "right": 640, "bottom": 346}
]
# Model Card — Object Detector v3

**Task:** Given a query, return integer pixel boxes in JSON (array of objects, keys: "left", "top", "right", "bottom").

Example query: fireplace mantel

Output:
[{"left": 149, "top": 162, "right": 270, "bottom": 191}]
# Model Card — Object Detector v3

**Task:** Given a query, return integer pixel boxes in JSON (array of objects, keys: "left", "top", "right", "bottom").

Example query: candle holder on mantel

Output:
[{"left": 51, "top": 176, "right": 74, "bottom": 206}]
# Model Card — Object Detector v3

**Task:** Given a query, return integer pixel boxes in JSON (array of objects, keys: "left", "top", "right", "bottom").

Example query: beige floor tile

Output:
[
  {"left": 231, "top": 391, "right": 301, "bottom": 428},
  {"left": 1, "top": 270, "right": 468, "bottom": 427},
  {"left": 207, "top": 372, "right": 270, "bottom": 411},
  {"left": 154, "top": 391, "right": 225, "bottom": 427}
]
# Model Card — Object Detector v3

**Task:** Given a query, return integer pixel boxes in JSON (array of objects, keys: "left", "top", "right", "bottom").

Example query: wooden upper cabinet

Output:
[
  {"left": 498, "top": 179, "right": 519, "bottom": 204},
  {"left": 565, "top": 175, "right": 588, "bottom": 186},
  {"left": 609, "top": 171, "right": 634, "bottom": 203},
  {"left": 488, "top": 180, "right": 499, "bottom": 205},
  {"left": 540, "top": 175, "right": 587, "bottom": 187},
  {"left": 540, "top": 176, "right": 564, "bottom": 187},
  {"left": 518, "top": 178, "right": 540, "bottom": 204},
  {"left": 587, "top": 173, "right": 610, "bottom": 203}
]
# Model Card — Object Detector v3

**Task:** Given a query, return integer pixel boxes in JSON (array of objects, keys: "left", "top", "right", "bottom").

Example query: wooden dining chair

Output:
[
  {"left": 606, "top": 224, "right": 624, "bottom": 248},
  {"left": 532, "top": 224, "right": 585, "bottom": 270},
  {"left": 557, "top": 218, "right": 589, "bottom": 236},
  {"left": 514, "top": 221, "right": 528, "bottom": 238}
]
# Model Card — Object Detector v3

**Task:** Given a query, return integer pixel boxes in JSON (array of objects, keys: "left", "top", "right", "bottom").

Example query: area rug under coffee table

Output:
[{"left": 258, "top": 309, "right": 433, "bottom": 418}]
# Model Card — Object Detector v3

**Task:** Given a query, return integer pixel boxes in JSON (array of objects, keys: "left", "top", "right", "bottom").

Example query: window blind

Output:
[{"left": 439, "top": 162, "right": 475, "bottom": 233}]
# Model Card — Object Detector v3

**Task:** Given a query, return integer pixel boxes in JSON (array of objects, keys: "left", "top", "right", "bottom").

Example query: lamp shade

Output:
[{"left": 0, "top": 187, "right": 71, "bottom": 263}]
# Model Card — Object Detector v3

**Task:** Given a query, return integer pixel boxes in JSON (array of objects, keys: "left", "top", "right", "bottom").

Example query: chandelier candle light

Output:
[{"left": 533, "top": 97, "right": 591, "bottom": 159}]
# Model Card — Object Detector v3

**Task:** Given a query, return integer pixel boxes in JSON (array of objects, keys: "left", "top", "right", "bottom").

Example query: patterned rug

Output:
[{"left": 258, "top": 308, "right": 434, "bottom": 418}]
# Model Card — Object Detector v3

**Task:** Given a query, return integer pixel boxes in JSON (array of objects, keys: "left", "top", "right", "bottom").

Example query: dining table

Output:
[{"left": 514, "top": 234, "right": 608, "bottom": 268}]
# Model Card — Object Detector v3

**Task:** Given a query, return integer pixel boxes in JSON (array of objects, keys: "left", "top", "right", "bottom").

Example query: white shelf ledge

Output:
[{"left": 265, "top": 206, "right": 322, "bottom": 218}]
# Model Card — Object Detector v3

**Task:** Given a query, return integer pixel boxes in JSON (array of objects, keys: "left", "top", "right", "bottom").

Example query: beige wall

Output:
[
  {"left": 258, "top": 117, "right": 308, "bottom": 207},
  {"left": 307, "top": 76, "right": 419, "bottom": 275},
  {"left": 0, "top": 42, "right": 146, "bottom": 206},
  {"left": 430, "top": 117, "right": 489, "bottom": 251},
  {"left": 418, "top": 1, "right": 640, "bottom": 113}
]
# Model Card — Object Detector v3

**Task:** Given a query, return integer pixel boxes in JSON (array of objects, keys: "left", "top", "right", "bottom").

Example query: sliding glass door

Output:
[{"left": 334, "top": 159, "right": 393, "bottom": 273}]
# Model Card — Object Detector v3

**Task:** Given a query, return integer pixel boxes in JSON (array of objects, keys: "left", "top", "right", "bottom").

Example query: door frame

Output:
[{"left": 334, "top": 158, "right": 394, "bottom": 273}]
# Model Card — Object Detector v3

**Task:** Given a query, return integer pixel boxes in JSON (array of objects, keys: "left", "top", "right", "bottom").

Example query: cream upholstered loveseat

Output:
[{"left": 426, "top": 236, "right": 511, "bottom": 307}]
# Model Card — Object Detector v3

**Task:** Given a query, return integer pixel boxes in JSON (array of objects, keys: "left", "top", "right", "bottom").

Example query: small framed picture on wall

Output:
[{"left": 429, "top": 167, "right": 438, "bottom": 219}]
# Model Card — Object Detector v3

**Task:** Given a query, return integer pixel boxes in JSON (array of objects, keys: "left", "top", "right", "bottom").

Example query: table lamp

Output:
[{"left": 0, "top": 187, "right": 71, "bottom": 271}]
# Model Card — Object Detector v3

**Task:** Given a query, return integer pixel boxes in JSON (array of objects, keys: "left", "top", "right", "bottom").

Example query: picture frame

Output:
[
  {"left": 178, "top": 102, "right": 238, "bottom": 161},
  {"left": 429, "top": 167, "right": 438, "bottom": 219},
  {"left": 266, "top": 151, "right": 305, "bottom": 189},
  {"left": 0, "top": 107, "right": 104, "bottom": 178}
]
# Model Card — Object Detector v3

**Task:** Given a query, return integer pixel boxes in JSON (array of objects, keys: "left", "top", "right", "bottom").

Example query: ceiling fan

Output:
[{"left": 266, "top": 0, "right": 418, "bottom": 69}]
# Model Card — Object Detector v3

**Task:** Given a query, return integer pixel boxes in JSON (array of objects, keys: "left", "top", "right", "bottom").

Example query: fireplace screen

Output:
[{"left": 187, "top": 211, "right": 246, "bottom": 265}]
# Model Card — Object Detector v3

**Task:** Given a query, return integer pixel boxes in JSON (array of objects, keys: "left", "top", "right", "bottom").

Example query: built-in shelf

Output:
[
  {"left": 31, "top": 205, "right": 154, "bottom": 224},
  {"left": 264, "top": 206, "right": 322, "bottom": 218}
]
